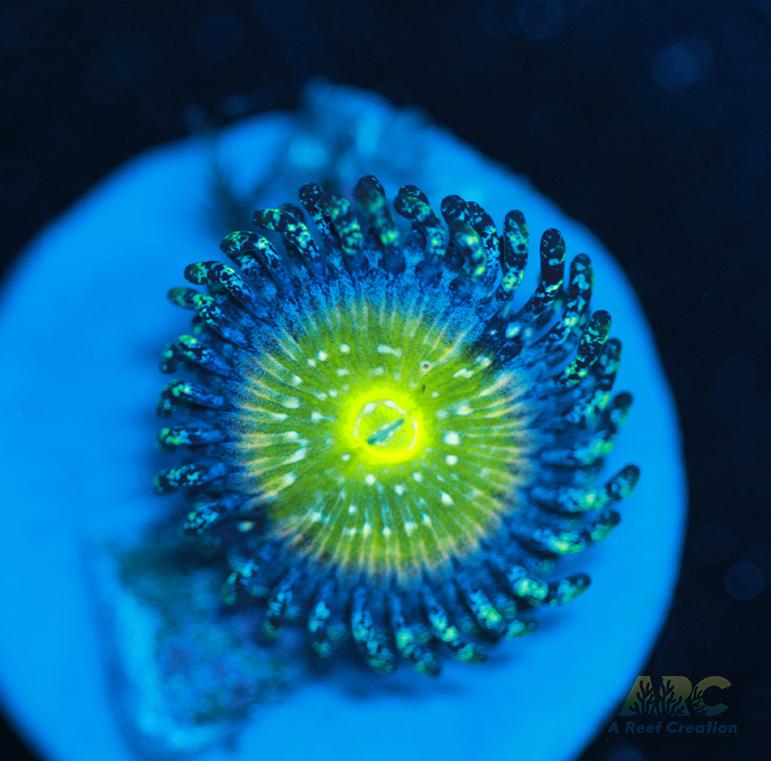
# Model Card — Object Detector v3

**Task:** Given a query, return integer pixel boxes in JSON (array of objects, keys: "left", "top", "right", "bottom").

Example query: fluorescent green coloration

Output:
[{"left": 235, "top": 295, "right": 528, "bottom": 577}]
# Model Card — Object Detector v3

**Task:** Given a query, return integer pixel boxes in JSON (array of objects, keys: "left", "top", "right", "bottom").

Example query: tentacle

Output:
[
  {"left": 565, "top": 337, "right": 622, "bottom": 425},
  {"left": 441, "top": 195, "right": 487, "bottom": 277},
  {"left": 157, "top": 423, "right": 226, "bottom": 448},
  {"left": 497, "top": 210, "right": 529, "bottom": 302},
  {"left": 165, "top": 333, "right": 232, "bottom": 377},
  {"left": 456, "top": 576, "right": 507, "bottom": 638},
  {"left": 351, "top": 587, "right": 398, "bottom": 673},
  {"left": 503, "top": 565, "right": 591, "bottom": 606},
  {"left": 320, "top": 194, "right": 367, "bottom": 271},
  {"left": 393, "top": 184, "right": 446, "bottom": 260},
  {"left": 184, "top": 261, "right": 259, "bottom": 314},
  {"left": 252, "top": 207, "right": 321, "bottom": 263},
  {"left": 556, "top": 309, "right": 612, "bottom": 387},
  {"left": 389, "top": 592, "right": 440, "bottom": 675},
  {"left": 307, "top": 578, "right": 346, "bottom": 658},
  {"left": 422, "top": 587, "right": 486, "bottom": 663},
  {"left": 298, "top": 183, "right": 335, "bottom": 247},
  {"left": 220, "top": 230, "right": 286, "bottom": 293},
  {"left": 510, "top": 227, "right": 567, "bottom": 330},
  {"left": 466, "top": 200, "right": 500, "bottom": 289},
  {"left": 522, "top": 509, "right": 622, "bottom": 556},
  {"left": 262, "top": 568, "right": 302, "bottom": 639},
  {"left": 157, "top": 380, "right": 227, "bottom": 417},
  {"left": 531, "top": 463, "right": 641, "bottom": 514},
  {"left": 153, "top": 461, "right": 227, "bottom": 494},
  {"left": 354, "top": 175, "right": 404, "bottom": 273},
  {"left": 183, "top": 492, "right": 242, "bottom": 535},
  {"left": 537, "top": 254, "right": 593, "bottom": 352}
]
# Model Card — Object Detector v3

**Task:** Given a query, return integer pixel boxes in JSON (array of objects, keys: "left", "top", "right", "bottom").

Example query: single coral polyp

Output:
[{"left": 154, "top": 175, "right": 640, "bottom": 675}]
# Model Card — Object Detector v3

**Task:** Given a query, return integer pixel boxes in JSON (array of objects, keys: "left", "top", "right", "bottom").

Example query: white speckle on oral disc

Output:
[
  {"left": 376, "top": 344, "right": 401, "bottom": 357},
  {"left": 446, "top": 454, "right": 458, "bottom": 465},
  {"left": 348, "top": 504, "right": 357, "bottom": 514},
  {"left": 339, "top": 343, "right": 351, "bottom": 353},
  {"left": 285, "top": 449, "right": 307, "bottom": 464},
  {"left": 365, "top": 474, "right": 376, "bottom": 486},
  {"left": 440, "top": 492, "right": 454, "bottom": 506},
  {"left": 275, "top": 472, "right": 296, "bottom": 490},
  {"left": 443, "top": 431, "right": 461, "bottom": 445}
]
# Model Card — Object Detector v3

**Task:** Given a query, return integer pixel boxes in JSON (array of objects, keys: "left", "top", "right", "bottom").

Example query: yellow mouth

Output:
[{"left": 343, "top": 385, "right": 427, "bottom": 465}]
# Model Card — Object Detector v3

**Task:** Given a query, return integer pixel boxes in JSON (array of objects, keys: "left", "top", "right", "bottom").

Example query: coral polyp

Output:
[{"left": 154, "top": 175, "right": 639, "bottom": 675}]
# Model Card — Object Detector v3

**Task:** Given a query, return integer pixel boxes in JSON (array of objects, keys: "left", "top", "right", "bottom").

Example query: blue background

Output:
[{"left": 1, "top": 1, "right": 768, "bottom": 759}]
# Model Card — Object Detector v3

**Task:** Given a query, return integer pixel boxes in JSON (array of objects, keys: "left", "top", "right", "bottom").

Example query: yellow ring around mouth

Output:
[{"left": 343, "top": 385, "right": 427, "bottom": 465}]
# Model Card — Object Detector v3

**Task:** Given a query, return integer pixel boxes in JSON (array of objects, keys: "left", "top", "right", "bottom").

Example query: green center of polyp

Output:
[{"left": 236, "top": 299, "right": 525, "bottom": 573}]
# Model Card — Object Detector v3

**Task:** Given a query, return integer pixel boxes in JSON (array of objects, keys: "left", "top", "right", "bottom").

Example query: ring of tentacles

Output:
[{"left": 155, "top": 176, "right": 639, "bottom": 675}]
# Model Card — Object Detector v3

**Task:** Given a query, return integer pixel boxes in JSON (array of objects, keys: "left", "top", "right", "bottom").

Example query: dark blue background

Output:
[{"left": 1, "top": 1, "right": 769, "bottom": 759}]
